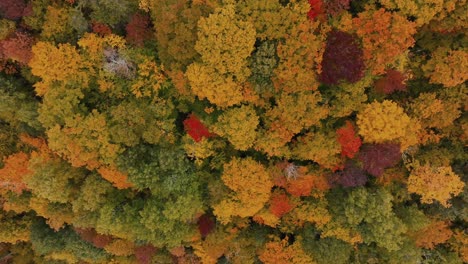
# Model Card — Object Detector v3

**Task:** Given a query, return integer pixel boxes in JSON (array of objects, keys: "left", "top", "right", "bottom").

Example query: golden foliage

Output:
[
  {"left": 213, "top": 105, "right": 259, "bottom": 150},
  {"left": 357, "top": 100, "right": 420, "bottom": 150},
  {"left": 407, "top": 165, "right": 464, "bottom": 207},
  {"left": 284, "top": 199, "right": 331, "bottom": 228},
  {"left": 131, "top": 58, "right": 167, "bottom": 98},
  {"left": 46, "top": 111, "right": 121, "bottom": 169},
  {"left": 194, "top": 4, "right": 255, "bottom": 78},
  {"left": 213, "top": 157, "right": 273, "bottom": 224},
  {"left": 291, "top": 130, "right": 342, "bottom": 170},
  {"left": 258, "top": 237, "right": 316, "bottom": 264},
  {"left": 237, "top": 0, "right": 310, "bottom": 40},
  {"left": 422, "top": 47, "right": 468, "bottom": 88},
  {"left": 186, "top": 63, "right": 245, "bottom": 107},
  {"left": 97, "top": 166, "right": 133, "bottom": 189},
  {"left": 266, "top": 91, "right": 329, "bottom": 135},
  {"left": 379, "top": 0, "right": 445, "bottom": 26},
  {"left": 29, "top": 41, "right": 88, "bottom": 96},
  {"left": 104, "top": 239, "right": 135, "bottom": 256},
  {"left": 186, "top": 4, "right": 256, "bottom": 107},
  {"left": 273, "top": 20, "right": 326, "bottom": 93}
]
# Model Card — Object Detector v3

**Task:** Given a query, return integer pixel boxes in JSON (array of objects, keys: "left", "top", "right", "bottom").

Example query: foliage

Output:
[
  {"left": 352, "top": 8, "right": 417, "bottom": 75},
  {"left": 213, "top": 104, "right": 259, "bottom": 150},
  {"left": 422, "top": 47, "right": 468, "bottom": 88},
  {"left": 320, "top": 30, "right": 364, "bottom": 85},
  {"left": 357, "top": 100, "right": 420, "bottom": 150},
  {"left": 0, "top": 0, "right": 466, "bottom": 262},
  {"left": 407, "top": 164, "right": 464, "bottom": 207},
  {"left": 358, "top": 143, "right": 401, "bottom": 177},
  {"left": 213, "top": 157, "right": 273, "bottom": 224}
]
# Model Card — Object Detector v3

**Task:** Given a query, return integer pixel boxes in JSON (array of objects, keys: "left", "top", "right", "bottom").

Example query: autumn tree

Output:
[
  {"left": 0, "top": 0, "right": 26, "bottom": 20},
  {"left": 352, "top": 8, "right": 417, "bottom": 75},
  {"left": 125, "top": 12, "right": 152, "bottom": 47},
  {"left": 336, "top": 121, "right": 361, "bottom": 158},
  {"left": 212, "top": 104, "right": 259, "bottom": 151},
  {"left": 320, "top": 30, "right": 364, "bottom": 85},
  {"left": 186, "top": 4, "right": 256, "bottom": 107},
  {"left": 213, "top": 157, "right": 273, "bottom": 224},
  {"left": 357, "top": 100, "right": 420, "bottom": 150},
  {"left": 407, "top": 164, "right": 464, "bottom": 207},
  {"left": 422, "top": 47, "right": 468, "bottom": 88}
]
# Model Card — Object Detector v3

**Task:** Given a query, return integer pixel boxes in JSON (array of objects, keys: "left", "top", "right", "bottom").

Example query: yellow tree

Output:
[
  {"left": 213, "top": 157, "right": 273, "bottom": 224},
  {"left": 410, "top": 220, "right": 453, "bottom": 249},
  {"left": 379, "top": 0, "right": 447, "bottom": 26},
  {"left": 29, "top": 41, "right": 88, "bottom": 95},
  {"left": 258, "top": 236, "right": 316, "bottom": 264},
  {"left": 186, "top": 4, "right": 256, "bottom": 107},
  {"left": 212, "top": 104, "right": 259, "bottom": 151},
  {"left": 407, "top": 164, "right": 464, "bottom": 207},
  {"left": 273, "top": 19, "right": 327, "bottom": 94},
  {"left": 357, "top": 100, "right": 420, "bottom": 150},
  {"left": 422, "top": 47, "right": 468, "bottom": 88}
]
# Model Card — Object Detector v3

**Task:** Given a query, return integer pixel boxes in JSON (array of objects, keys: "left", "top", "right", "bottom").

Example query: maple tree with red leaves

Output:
[
  {"left": 183, "top": 114, "right": 215, "bottom": 142},
  {"left": 91, "top": 22, "right": 112, "bottom": 36},
  {"left": 0, "top": 32, "right": 34, "bottom": 65},
  {"left": 126, "top": 12, "right": 153, "bottom": 47},
  {"left": 337, "top": 121, "right": 362, "bottom": 158},
  {"left": 197, "top": 214, "right": 215, "bottom": 238},
  {"left": 269, "top": 192, "right": 294, "bottom": 218},
  {"left": 308, "top": 0, "right": 323, "bottom": 20},
  {"left": 135, "top": 244, "right": 157, "bottom": 264},
  {"left": 0, "top": 0, "right": 26, "bottom": 20},
  {"left": 374, "top": 69, "right": 407, "bottom": 94}
]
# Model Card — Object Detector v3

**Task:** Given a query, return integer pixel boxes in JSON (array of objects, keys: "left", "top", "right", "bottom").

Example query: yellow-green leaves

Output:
[{"left": 213, "top": 105, "right": 259, "bottom": 151}]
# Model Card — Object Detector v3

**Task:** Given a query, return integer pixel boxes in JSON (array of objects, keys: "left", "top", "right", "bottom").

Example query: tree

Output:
[
  {"left": 0, "top": 0, "right": 26, "bottom": 20},
  {"left": 356, "top": 100, "right": 420, "bottom": 150},
  {"left": 212, "top": 104, "right": 259, "bottom": 151},
  {"left": 320, "top": 30, "right": 365, "bottom": 85},
  {"left": 183, "top": 114, "right": 215, "bottom": 143},
  {"left": 29, "top": 41, "right": 87, "bottom": 96},
  {"left": 407, "top": 164, "right": 464, "bottom": 207},
  {"left": 358, "top": 143, "right": 401, "bottom": 177},
  {"left": 411, "top": 220, "right": 453, "bottom": 249},
  {"left": 379, "top": 0, "right": 446, "bottom": 26},
  {"left": 213, "top": 157, "right": 273, "bottom": 224},
  {"left": 422, "top": 47, "right": 468, "bottom": 88},
  {"left": 258, "top": 236, "right": 315, "bottom": 264},
  {"left": 374, "top": 69, "right": 407, "bottom": 94},
  {"left": 336, "top": 121, "right": 361, "bottom": 158},
  {"left": 291, "top": 129, "right": 342, "bottom": 170},
  {"left": 0, "top": 32, "right": 34, "bottom": 65},
  {"left": 186, "top": 3, "right": 256, "bottom": 107},
  {"left": 0, "top": 152, "right": 30, "bottom": 194},
  {"left": 352, "top": 8, "right": 417, "bottom": 75},
  {"left": 125, "top": 12, "right": 152, "bottom": 47}
]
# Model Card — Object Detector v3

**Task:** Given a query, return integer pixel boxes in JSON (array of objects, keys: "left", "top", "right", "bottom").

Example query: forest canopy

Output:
[{"left": 0, "top": 0, "right": 467, "bottom": 263}]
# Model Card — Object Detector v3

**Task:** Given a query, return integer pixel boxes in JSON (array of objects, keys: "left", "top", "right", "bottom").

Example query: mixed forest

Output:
[{"left": 0, "top": 0, "right": 467, "bottom": 263}]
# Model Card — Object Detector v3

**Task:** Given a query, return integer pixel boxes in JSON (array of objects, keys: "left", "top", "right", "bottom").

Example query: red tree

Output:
[
  {"left": 197, "top": 214, "right": 215, "bottom": 238},
  {"left": 0, "top": 0, "right": 26, "bottom": 20},
  {"left": 270, "top": 193, "right": 294, "bottom": 218},
  {"left": 126, "top": 13, "right": 153, "bottom": 47},
  {"left": 183, "top": 114, "right": 215, "bottom": 142},
  {"left": 308, "top": 0, "right": 324, "bottom": 20},
  {"left": 374, "top": 69, "right": 407, "bottom": 94},
  {"left": 1, "top": 32, "right": 34, "bottom": 65},
  {"left": 336, "top": 121, "right": 362, "bottom": 158}
]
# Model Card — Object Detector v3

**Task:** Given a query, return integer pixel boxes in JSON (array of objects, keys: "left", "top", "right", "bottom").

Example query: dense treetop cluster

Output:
[{"left": 0, "top": 0, "right": 467, "bottom": 263}]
